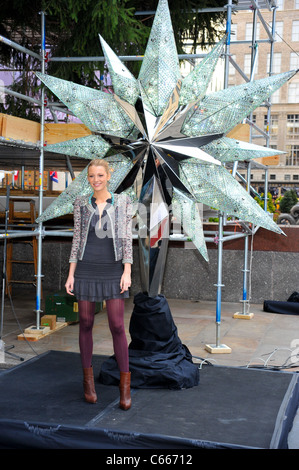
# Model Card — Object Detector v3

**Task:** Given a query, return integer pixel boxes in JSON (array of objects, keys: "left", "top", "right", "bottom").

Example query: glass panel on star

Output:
[
  {"left": 138, "top": 0, "right": 181, "bottom": 117},
  {"left": 182, "top": 71, "right": 297, "bottom": 137},
  {"left": 37, "top": 155, "right": 133, "bottom": 222},
  {"left": 71, "top": 96, "right": 140, "bottom": 138},
  {"left": 179, "top": 36, "right": 226, "bottom": 106},
  {"left": 200, "top": 137, "right": 285, "bottom": 163},
  {"left": 46, "top": 135, "right": 111, "bottom": 160},
  {"left": 36, "top": 72, "right": 139, "bottom": 138},
  {"left": 37, "top": 167, "right": 91, "bottom": 222},
  {"left": 105, "top": 154, "right": 134, "bottom": 189},
  {"left": 172, "top": 188, "right": 208, "bottom": 261},
  {"left": 99, "top": 35, "right": 139, "bottom": 105},
  {"left": 179, "top": 161, "right": 282, "bottom": 234}
]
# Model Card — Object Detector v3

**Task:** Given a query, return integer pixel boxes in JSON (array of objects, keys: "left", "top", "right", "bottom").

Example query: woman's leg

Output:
[
  {"left": 106, "top": 298, "right": 131, "bottom": 410},
  {"left": 78, "top": 300, "right": 96, "bottom": 368},
  {"left": 78, "top": 300, "right": 97, "bottom": 403},
  {"left": 106, "top": 298, "right": 129, "bottom": 372}
]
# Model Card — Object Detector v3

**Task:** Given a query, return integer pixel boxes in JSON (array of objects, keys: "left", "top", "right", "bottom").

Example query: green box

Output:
[{"left": 45, "top": 290, "right": 103, "bottom": 322}]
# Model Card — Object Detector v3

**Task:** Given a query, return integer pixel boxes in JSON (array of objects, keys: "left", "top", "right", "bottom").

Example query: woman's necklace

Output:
[{"left": 93, "top": 191, "right": 112, "bottom": 220}]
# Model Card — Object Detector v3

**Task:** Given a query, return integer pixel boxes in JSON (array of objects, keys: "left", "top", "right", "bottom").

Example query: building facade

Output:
[{"left": 228, "top": 0, "right": 299, "bottom": 195}]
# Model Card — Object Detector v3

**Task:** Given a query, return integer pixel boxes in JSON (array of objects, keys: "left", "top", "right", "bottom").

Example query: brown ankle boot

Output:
[
  {"left": 119, "top": 371, "right": 131, "bottom": 410},
  {"left": 83, "top": 367, "right": 97, "bottom": 404}
]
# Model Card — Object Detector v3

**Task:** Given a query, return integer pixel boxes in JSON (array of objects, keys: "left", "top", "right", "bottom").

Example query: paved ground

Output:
[{"left": 0, "top": 290, "right": 298, "bottom": 448}]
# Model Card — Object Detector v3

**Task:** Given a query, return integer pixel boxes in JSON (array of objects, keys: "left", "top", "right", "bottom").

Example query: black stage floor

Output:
[{"left": 0, "top": 350, "right": 298, "bottom": 450}]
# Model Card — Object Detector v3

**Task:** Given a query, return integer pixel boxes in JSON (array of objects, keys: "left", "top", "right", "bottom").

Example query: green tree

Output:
[
  {"left": 138, "top": 1, "right": 228, "bottom": 52},
  {"left": 279, "top": 190, "right": 298, "bottom": 213},
  {"left": 254, "top": 192, "right": 276, "bottom": 214},
  {"left": 0, "top": 0, "right": 229, "bottom": 119}
]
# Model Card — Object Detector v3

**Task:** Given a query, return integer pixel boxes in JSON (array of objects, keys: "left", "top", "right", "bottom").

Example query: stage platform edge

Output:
[{"left": 0, "top": 350, "right": 298, "bottom": 450}]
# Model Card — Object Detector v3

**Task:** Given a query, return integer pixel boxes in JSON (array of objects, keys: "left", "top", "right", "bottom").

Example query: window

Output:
[
  {"left": 245, "top": 22, "right": 260, "bottom": 41},
  {"left": 287, "top": 114, "right": 299, "bottom": 138},
  {"left": 292, "top": 21, "right": 299, "bottom": 41},
  {"left": 267, "top": 53, "right": 281, "bottom": 73},
  {"left": 231, "top": 24, "right": 237, "bottom": 41},
  {"left": 285, "top": 174, "right": 291, "bottom": 181},
  {"left": 264, "top": 115, "right": 278, "bottom": 137},
  {"left": 271, "top": 89, "right": 280, "bottom": 104},
  {"left": 276, "top": 0, "right": 284, "bottom": 8},
  {"left": 269, "top": 21, "right": 283, "bottom": 42},
  {"left": 286, "top": 145, "right": 299, "bottom": 166},
  {"left": 293, "top": 175, "right": 299, "bottom": 181},
  {"left": 288, "top": 83, "right": 299, "bottom": 103},
  {"left": 229, "top": 54, "right": 236, "bottom": 75},
  {"left": 296, "top": 1, "right": 299, "bottom": 9},
  {"left": 270, "top": 174, "right": 276, "bottom": 180},
  {"left": 251, "top": 114, "right": 261, "bottom": 136},
  {"left": 290, "top": 53, "right": 299, "bottom": 71},
  {"left": 244, "top": 54, "right": 251, "bottom": 75},
  {"left": 244, "top": 54, "right": 258, "bottom": 76}
]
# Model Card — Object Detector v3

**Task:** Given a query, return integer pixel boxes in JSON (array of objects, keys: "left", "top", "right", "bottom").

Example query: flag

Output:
[
  {"left": 14, "top": 171, "right": 19, "bottom": 181},
  {"left": 50, "top": 171, "right": 58, "bottom": 183}
]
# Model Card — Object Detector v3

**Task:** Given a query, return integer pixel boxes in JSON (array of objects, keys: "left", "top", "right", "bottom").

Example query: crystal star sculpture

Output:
[{"left": 36, "top": 0, "right": 297, "bottom": 297}]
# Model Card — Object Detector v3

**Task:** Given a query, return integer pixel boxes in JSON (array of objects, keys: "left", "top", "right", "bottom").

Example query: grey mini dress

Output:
[{"left": 73, "top": 197, "right": 129, "bottom": 302}]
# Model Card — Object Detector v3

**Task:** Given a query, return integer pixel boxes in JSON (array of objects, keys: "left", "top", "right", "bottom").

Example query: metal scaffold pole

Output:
[
  {"left": 205, "top": 211, "right": 232, "bottom": 354},
  {"left": 35, "top": 10, "right": 46, "bottom": 330},
  {"left": 205, "top": 0, "right": 233, "bottom": 354},
  {"left": 234, "top": 162, "right": 255, "bottom": 320}
]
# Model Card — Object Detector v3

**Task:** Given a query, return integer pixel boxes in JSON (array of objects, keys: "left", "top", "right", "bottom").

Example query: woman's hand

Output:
[
  {"left": 65, "top": 262, "right": 76, "bottom": 295},
  {"left": 65, "top": 274, "right": 75, "bottom": 295},
  {"left": 120, "top": 265, "right": 131, "bottom": 293}
]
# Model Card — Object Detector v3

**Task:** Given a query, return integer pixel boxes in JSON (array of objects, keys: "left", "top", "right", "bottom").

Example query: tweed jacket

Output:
[{"left": 69, "top": 192, "right": 133, "bottom": 265}]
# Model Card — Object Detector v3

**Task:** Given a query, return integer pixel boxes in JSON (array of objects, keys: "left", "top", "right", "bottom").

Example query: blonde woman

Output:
[{"left": 65, "top": 159, "right": 133, "bottom": 410}]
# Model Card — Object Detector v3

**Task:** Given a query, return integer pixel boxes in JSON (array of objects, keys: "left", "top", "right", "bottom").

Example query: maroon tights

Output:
[{"left": 78, "top": 298, "right": 129, "bottom": 372}]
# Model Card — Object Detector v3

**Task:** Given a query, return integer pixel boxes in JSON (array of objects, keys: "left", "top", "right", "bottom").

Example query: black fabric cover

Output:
[
  {"left": 99, "top": 292, "right": 199, "bottom": 389},
  {"left": 0, "top": 419, "right": 207, "bottom": 450},
  {"left": 287, "top": 291, "right": 299, "bottom": 302},
  {"left": 263, "top": 300, "right": 299, "bottom": 314}
]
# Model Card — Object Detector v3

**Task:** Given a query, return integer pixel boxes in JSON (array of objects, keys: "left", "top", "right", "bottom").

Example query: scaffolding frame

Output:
[{"left": 0, "top": 2, "right": 278, "bottom": 351}]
